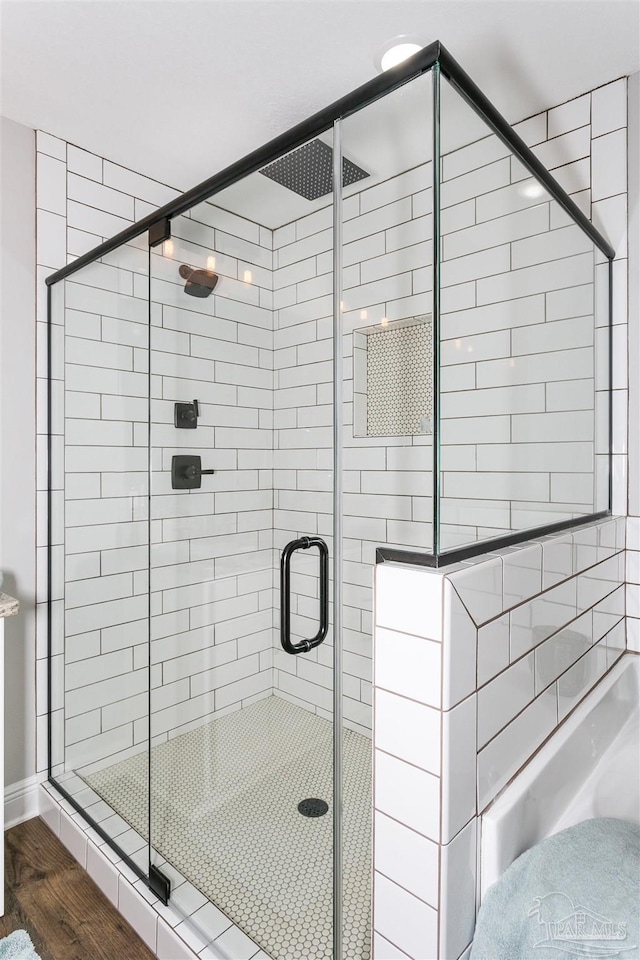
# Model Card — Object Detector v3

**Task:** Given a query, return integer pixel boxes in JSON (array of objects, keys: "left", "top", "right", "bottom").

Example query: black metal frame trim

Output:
[
  {"left": 46, "top": 285, "right": 53, "bottom": 781},
  {"left": 44, "top": 41, "right": 439, "bottom": 285},
  {"left": 431, "top": 64, "right": 442, "bottom": 558},
  {"left": 436, "top": 47, "right": 615, "bottom": 260},
  {"left": 44, "top": 40, "right": 613, "bottom": 289},
  {"left": 146, "top": 245, "right": 154, "bottom": 888},
  {"left": 149, "top": 864, "right": 171, "bottom": 905},
  {"left": 148, "top": 217, "right": 171, "bottom": 248},
  {"left": 376, "top": 511, "right": 612, "bottom": 568},
  {"left": 608, "top": 258, "right": 615, "bottom": 512}
]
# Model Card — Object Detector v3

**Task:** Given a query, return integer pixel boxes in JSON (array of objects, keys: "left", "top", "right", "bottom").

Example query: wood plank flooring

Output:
[{"left": 1, "top": 817, "right": 155, "bottom": 960}]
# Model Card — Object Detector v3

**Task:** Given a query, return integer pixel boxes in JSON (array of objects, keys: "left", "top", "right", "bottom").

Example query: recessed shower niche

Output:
[
  {"left": 44, "top": 40, "right": 614, "bottom": 960},
  {"left": 353, "top": 315, "right": 434, "bottom": 437}
]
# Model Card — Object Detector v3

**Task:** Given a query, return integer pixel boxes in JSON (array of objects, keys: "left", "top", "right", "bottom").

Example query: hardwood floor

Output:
[{"left": 1, "top": 817, "right": 155, "bottom": 960}]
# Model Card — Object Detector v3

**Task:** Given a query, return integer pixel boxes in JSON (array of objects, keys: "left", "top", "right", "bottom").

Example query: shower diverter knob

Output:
[{"left": 174, "top": 399, "right": 200, "bottom": 429}]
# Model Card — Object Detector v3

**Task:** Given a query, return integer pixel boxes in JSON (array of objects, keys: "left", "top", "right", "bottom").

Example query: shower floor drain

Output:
[{"left": 298, "top": 798, "right": 329, "bottom": 818}]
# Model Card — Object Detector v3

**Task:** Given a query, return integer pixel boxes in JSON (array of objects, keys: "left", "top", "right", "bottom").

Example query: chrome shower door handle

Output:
[{"left": 280, "top": 536, "right": 329, "bottom": 655}]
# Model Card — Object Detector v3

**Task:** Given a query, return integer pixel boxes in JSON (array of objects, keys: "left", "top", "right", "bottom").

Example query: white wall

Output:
[{"left": 0, "top": 116, "right": 37, "bottom": 789}]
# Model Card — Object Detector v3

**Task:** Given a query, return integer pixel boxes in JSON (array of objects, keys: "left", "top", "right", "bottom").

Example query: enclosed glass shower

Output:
[{"left": 46, "top": 42, "right": 613, "bottom": 960}]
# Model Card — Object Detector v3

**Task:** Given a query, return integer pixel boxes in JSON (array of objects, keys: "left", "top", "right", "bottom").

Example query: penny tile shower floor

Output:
[{"left": 84, "top": 696, "right": 372, "bottom": 960}]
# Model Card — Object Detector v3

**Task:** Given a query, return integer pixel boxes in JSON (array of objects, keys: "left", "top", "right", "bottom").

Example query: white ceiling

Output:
[{"left": 1, "top": 0, "right": 638, "bottom": 202}]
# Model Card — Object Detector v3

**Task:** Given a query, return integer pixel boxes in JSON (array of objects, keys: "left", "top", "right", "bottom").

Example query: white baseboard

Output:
[{"left": 5, "top": 774, "right": 43, "bottom": 829}]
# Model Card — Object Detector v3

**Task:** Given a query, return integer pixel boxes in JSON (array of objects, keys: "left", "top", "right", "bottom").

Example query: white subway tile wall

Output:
[
  {"left": 147, "top": 220, "right": 276, "bottom": 751},
  {"left": 271, "top": 164, "right": 436, "bottom": 733},
  {"left": 37, "top": 133, "right": 172, "bottom": 779},
  {"left": 47, "top": 182, "right": 277, "bottom": 775},
  {"left": 439, "top": 86, "right": 608, "bottom": 548},
  {"left": 627, "top": 517, "right": 640, "bottom": 653}
]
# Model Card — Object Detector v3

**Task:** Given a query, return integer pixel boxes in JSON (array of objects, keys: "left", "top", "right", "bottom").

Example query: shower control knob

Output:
[
  {"left": 175, "top": 399, "right": 200, "bottom": 429},
  {"left": 171, "top": 455, "right": 215, "bottom": 490}
]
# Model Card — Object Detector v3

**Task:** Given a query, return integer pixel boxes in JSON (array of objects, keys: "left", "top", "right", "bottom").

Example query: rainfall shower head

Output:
[
  {"left": 179, "top": 264, "right": 219, "bottom": 298},
  {"left": 259, "top": 139, "right": 369, "bottom": 201}
]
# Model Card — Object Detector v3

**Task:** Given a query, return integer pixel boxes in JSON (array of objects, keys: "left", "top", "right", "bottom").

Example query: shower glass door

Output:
[
  {"left": 140, "top": 70, "right": 433, "bottom": 956},
  {"left": 145, "top": 130, "right": 343, "bottom": 958},
  {"left": 50, "top": 68, "right": 435, "bottom": 960}
]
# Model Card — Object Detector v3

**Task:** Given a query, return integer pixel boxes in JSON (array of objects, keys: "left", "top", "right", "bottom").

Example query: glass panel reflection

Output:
[{"left": 437, "top": 74, "right": 608, "bottom": 552}]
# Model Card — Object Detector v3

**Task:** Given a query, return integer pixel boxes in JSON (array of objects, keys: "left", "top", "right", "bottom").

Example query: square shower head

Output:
[{"left": 259, "top": 138, "right": 369, "bottom": 201}]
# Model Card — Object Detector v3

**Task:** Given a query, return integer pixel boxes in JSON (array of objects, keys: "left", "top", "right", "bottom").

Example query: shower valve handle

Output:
[
  {"left": 183, "top": 462, "right": 215, "bottom": 480},
  {"left": 171, "top": 455, "right": 214, "bottom": 489}
]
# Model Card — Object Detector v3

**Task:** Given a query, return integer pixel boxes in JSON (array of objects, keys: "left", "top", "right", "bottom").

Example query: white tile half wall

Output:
[{"left": 372, "top": 516, "right": 626, "bottom": 960}]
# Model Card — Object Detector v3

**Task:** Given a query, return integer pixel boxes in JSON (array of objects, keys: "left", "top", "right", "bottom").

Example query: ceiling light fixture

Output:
[{"left": 374, "top": 35, "right": 425, "bottom": 73}]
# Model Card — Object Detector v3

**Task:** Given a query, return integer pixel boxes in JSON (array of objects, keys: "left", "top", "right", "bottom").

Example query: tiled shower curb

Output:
[{"left": 38, "top": 782, "right": 271, "bottom": 960}]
